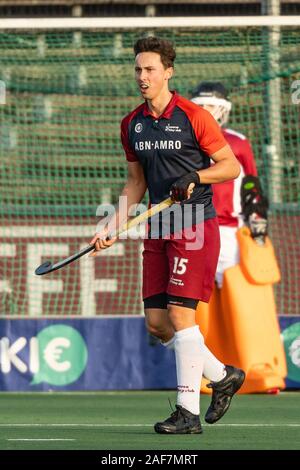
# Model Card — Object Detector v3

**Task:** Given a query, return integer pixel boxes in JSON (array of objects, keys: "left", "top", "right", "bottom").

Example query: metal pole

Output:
[{"left": 262, "top": 0, "right": 282, "bottom": 204}]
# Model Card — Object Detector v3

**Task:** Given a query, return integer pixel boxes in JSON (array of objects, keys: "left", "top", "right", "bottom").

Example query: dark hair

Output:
[{"left": 134, "top": 36, "right": 176, "bottom": 69}]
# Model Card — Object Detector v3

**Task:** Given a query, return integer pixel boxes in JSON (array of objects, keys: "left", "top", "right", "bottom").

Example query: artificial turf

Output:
[{"left": 0, "top": 391, "right": 299, "bottom": 450}]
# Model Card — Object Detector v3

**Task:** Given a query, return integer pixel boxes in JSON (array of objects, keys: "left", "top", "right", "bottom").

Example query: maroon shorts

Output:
[{"left": 142, "top": 217, "right": 220, "bottom": 303}]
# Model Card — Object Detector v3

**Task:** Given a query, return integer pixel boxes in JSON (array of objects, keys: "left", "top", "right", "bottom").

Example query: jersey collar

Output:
[{"left": 142, "top": 91, "right": 178, "bottom": 119}]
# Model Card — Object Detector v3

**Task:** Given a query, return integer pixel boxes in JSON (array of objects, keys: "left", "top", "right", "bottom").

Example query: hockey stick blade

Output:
[{"left": 35, "top": 244, "right": 94, "bottom": 275}]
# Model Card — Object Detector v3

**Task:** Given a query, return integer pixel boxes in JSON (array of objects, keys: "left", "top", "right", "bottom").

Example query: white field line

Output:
[
  {"left": 7, "top": 438, "right": 75, "bottom": 441},
  {"left": 0, "top": 423, "right": 300, "bottom": 428}
]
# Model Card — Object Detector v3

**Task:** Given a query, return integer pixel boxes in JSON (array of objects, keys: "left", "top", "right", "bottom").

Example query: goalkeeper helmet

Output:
[{"left": 191, "top": 81, "right": 232, "bottom": 127}]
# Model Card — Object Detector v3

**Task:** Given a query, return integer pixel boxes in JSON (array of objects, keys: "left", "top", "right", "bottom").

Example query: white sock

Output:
[
  {"left": 174, "top": 326, "right": 204, "bottom": 415},
  {"left": 198, "top": 331, "right": 226, "bottom": 382},
  {"left": 161, "top": 336, "right": 176, "bottom": 349},
  {"left": 162, "top": 331, "right": 226, "bottom": 382}
]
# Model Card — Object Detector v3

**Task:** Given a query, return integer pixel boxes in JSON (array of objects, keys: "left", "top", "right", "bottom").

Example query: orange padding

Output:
[
  {"left": 236, "top": 226, "right": 281, "bottom": 285},
  {"left": 196, "top": 266, "right": 287, "bottom": 394}
]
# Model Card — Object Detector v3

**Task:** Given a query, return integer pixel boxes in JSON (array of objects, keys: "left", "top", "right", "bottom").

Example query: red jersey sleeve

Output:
[
  {"left": 222, "top": 129, "right": 258, "bottom": 176},
  {"left": 177, "top": 97, "right": 228, "bottom": 155},
  {"left": 194, "top": 107, "right": 228, "bottom": 155},
  {"left": 120, "top": 114, "right": 138, "bottom": 162},
  {"left": 237, "top": 138, "right": 258, "bottom": 176}
]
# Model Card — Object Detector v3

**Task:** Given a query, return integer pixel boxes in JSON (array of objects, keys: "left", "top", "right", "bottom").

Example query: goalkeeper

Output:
[{"left": 191, "top": 82, "right": 268, "bottom": 287}]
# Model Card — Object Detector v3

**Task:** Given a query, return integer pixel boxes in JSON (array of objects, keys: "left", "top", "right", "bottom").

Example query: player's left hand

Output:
[{"left": 170, "top": 171, "right": 199, "bottom": 202}]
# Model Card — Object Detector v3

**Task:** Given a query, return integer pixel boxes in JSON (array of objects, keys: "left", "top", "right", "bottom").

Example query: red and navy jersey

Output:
[
  {"left": 212, "top": 128, "right": 258, "bottom": 227},
  {"left": 121, "top": 91, "right": 227, "bottom": 220}
]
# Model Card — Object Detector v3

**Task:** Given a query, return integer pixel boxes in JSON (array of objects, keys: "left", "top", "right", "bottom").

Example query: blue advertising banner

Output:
[
  {"left": 0, "top": 316, "right": 299, "bottom": 391},
  {"left": 0, "top": 318, "right": 176, "bottom": 391},
  {"left": 280, "top": 316, "right": 300, "bottom": 388}
]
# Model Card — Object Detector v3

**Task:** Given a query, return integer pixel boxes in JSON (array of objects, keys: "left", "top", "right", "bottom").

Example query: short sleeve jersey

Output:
[
  {"left": 121, "top": 91, "right": 227, "bottom": 220},
  {"left": 212, "top": 128, "right": 258, "bottom": 227}
]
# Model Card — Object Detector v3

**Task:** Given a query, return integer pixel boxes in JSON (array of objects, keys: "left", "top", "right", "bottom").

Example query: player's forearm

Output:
[
  {"left": 196, "top": 155, "right": 240, "bottom": 184},
  {"left": 196, "top": 160, "right": 239, "bottom": 184},
  {"left": 118, "top": 177, "right": 147, "bottom": 224},
  {"left": 104, "top": 176, "right": 147, "bottom": 235}
]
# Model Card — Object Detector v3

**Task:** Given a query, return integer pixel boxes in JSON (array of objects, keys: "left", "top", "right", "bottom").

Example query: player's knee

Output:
[
  {"left": 146, "top": 324, "right": 160, "bottom": 338},
  {"left": 145, "top": 319, "right": 168, "bottom": 339}
]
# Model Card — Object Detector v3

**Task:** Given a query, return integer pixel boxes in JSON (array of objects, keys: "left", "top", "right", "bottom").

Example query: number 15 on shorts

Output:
[{"left": 173, "top": 257, "right": 188, "bottom": 275}]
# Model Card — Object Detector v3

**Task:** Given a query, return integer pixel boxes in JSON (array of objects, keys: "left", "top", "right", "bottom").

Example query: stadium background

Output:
[{"left": 0, "top": 0, "right": 299, "bottom": 391}]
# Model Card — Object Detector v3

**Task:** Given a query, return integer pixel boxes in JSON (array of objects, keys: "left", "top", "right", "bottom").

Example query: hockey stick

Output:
[{"left": 35, "top": 197, "right": 173, "bottom": 275}]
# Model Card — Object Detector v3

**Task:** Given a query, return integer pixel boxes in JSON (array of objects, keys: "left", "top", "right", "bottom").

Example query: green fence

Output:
[{"left": 0, "top": 28, "right": 299, "bottom": 316}]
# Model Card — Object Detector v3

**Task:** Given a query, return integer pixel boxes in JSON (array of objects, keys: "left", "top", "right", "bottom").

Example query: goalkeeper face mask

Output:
[
  {"left": 190, "top": 81, "right": 232, "bottom": 127},
  {"left": 191, "top": 95, "right": 232, "bottom": 127}
]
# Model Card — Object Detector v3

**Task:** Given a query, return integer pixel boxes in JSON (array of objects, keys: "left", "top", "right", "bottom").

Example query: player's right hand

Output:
[
  {"left": 89, "top": 228, "right": 117, "bottom": 256},
  {"left": 170, "top": 171, "right": 199, "bottom": 202}
]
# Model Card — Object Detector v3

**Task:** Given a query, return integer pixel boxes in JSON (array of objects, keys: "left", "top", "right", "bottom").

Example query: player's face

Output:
[{"left": 135, "top": 52, "right": 173, "bottom": 100}]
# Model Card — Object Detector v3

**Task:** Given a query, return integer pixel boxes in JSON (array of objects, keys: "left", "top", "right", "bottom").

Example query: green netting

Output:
[{"left": 0, "top": 27, "right": 299, "bottom": 316}]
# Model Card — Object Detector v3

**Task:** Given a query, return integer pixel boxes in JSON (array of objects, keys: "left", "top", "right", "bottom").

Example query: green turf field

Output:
[{"left": 0, "top": 391, "right": 299, "bottom": 450}]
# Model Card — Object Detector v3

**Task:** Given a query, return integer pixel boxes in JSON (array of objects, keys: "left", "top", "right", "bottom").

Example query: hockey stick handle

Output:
[
  {"left": 35, "top": 197, "right": 173, "bottom": 275},
  {"left": 113, "top": 196, "right": 173, "bottom": 238}
]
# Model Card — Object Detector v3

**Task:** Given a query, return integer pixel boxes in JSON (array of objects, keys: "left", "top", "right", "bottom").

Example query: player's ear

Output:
[{"left": 165, "top": 67, "right": 173, "bottom": 80}]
